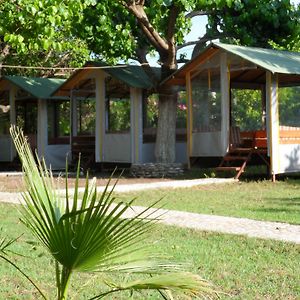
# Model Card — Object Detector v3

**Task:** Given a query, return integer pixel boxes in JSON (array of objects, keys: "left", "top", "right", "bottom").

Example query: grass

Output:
[
  {"left": 116, "top": 179, "right": 300, "bottom": 224},
  {"left": 0, "top": 202, "right": 299, "bottom": 299},
  {"left": 1, "top": 170, "right": 300, "bottom": 224}
]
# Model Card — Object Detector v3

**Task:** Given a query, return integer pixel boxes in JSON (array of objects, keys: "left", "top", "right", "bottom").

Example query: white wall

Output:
[
  {"left": 44, "top": 144, "right": 71, "bottom": 170},
  {"left": 103, "top": 133, "right": 131, "bottom": 162},
  {"left": 278, "top": 144, "right": 300, "bottom": 174},
  {"left": 192, "top": 131, "right": 224, "bottom": 156},
  {"left": 141, "top": 142, "right": 187, "bottom": 163}
]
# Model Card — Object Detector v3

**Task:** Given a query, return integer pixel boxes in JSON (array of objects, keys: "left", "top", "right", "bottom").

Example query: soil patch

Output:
[{"left": 0, "top": 173, "right": 172, "bottom": 193}]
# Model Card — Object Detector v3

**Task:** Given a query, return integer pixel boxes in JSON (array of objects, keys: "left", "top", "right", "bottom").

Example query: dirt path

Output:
[
  {"left": 0, "top": 177, "right": 299, "bottom": 244},
  {"left": 0, "top": 173, "right": 174, "bottom": 193}
]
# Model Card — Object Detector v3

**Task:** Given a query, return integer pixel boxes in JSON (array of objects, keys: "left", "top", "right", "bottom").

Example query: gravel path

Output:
[{"left": 0, "top": 178, "right": 299, "bottom": 244}]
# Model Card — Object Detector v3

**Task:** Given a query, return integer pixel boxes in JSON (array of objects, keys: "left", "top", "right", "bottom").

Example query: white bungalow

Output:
[
  {"left": 163, "top": 42, "right": 300, "bottom": 180},
  {"left": 53, "top": 63, "right": 187, "bottom": 169},
  {"left": 0, "top": 76, "right": 70, "bottom": 169}
]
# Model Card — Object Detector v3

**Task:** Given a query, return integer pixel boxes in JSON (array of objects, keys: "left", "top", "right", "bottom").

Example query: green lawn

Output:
[
  {"left": 0, "top": 202, "right": 299, "bottom": 299},
  {"left": 116, "top": 179, "right": 300, "bottom": 224}
]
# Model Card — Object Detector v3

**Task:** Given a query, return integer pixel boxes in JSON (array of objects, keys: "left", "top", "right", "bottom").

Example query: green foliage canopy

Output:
[
  {"left": 207, "top": 0, "right": 299, "bottom": 47},
  {"left": 76, "top": 0, "right": 299, "bottom": 73},
  {"left": 0, "top": 0, "right": 91, "bottom": 76}
]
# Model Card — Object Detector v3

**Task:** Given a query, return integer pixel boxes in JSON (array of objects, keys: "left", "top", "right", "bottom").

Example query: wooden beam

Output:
[
  {"left": 0, "top": 79, "right": 9, "bottom": 91},
  {"left": 231, "top": 82, "right": 264, "bottom": 90},
  {"left": 54, "top": 66, "right": 95, "bottom": 96},
  {"left": 163, "top": 77, "right": 186, "bottom": 86},
  {"left": 186, "top": 71, "right": 193, "bottom": 168},
  {"left": 183, "top": 48, "right": 219, "bottom": 74},
  {"left": 251, "top": 70, "right": 266, "bottom": 83},
  {"left": 162, "top": 48, "right": 219, "bottom": 87}
]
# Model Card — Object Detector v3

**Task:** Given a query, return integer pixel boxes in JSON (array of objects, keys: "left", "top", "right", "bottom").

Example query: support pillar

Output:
[
  {"left": 266, "top": 72, "right": 280, "bottom": 178},
  {"left": 37, "top": 99, "right": 48, "bottom": 158},
  {"left": 71, "top": 92, "right": 77, "bottom": 138},
  {"left": 220, "top": 52, "right": 230, "bottom": 154},
  {"left": 95, "top": 74, "right": 106, "bottom": 162},
  {"left": 130, "top": 87, "right": 143, "bottom": 163},
  {"left": 186, "top": 72, "right": 192, "bottom": 168},
  {"left": 9, "top": 86, "right": 16, "bottom": 161}
]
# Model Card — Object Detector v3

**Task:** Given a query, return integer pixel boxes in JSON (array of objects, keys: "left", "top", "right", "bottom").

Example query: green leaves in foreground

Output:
[{"left": 10, "top": 125, "right": 218, "bottom": 299}]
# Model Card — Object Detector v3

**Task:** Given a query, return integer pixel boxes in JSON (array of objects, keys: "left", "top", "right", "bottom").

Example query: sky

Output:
[{"left": 147, "top": 0, "right": 299, "bottom": 66}]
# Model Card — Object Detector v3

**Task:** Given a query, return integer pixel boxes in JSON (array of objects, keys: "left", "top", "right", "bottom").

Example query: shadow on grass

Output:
[
  {"left": 250, "top": 197, "right": 300, "bottom": 224},
  {"left": 269, "top": 197, "right": 300, "bottom": 206}
]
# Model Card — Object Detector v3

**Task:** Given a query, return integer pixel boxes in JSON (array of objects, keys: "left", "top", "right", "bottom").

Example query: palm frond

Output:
[
  {"left": 0, "top": 235, "right": 16, "bottom": 255},
  {"left": 10, "top": 125, "right": 218, "bottom": 299},
  {"left": 11, "top": 126, "right": 168, "bottom": 273},
  {"left": 93, "top": 272, "right": 219, "bottom": 299}
]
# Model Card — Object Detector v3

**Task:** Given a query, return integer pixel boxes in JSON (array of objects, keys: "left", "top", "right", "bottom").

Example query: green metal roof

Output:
[
  {"left": 213, "top": 42, "right": 300, "bottom": 75},
  {"left": 3, "top": 75, "right": 66, "bottom": 99},
  {"left": 91, "top": 62, "right": 160, "bottom": 89}
]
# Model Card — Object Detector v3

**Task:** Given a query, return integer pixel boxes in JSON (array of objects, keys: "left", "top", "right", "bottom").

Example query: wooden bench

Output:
[{"left": 71, "top": 136, "right": 95, "bottom": 170}]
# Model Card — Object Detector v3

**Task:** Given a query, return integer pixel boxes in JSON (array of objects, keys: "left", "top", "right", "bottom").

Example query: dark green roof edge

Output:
[
  {"left": 161, "top": 42, "right": 300, "bottom": 87},
  {"left": 88, "top": 62, "right": 160, "bottom": 89},
  {"left": 51, "top": 63, "right": 161, "bottom": 96},
  {"left": 2, "top": 75, "right": 67, "bottom": 99},
  {"left": 213, "top": 42, "right": 300, "bottom": 75}
]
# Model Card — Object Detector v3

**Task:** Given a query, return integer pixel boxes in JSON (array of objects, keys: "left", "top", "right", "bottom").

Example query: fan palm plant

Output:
[{"left": 9, "top": 125, "right": 218, "bottom": 299}]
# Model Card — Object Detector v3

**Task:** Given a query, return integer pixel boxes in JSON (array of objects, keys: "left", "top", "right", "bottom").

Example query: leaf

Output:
[
  {"left": 3, "top": 34, "right": 11, "bottom": 43},
  {"left": 17, "top": 35, "right": 24, "bottom": 43},
  {"left": 10, "top": 125, "right": 219, "bottom": 299},
  {"left": 162, "top": 0, "right": 172, "bottom": 6},
  {"left": 31, "top": 6, "right": 37, "bottom": 15},
  {"left": 42, "top": 40, "right": 50, "bottom": 50}
]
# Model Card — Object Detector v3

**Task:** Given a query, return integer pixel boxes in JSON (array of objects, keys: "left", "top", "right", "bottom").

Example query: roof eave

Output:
[{"left": 161, "top": 43, "right": 220, "bottom": 87}]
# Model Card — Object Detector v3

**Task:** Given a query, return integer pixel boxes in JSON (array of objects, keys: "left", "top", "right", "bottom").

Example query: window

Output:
[
  {"left": 279, "top": 86, "right": 300, "bottom": 127},
  {"left": 0, "top": 91, "right": 10, "bottom": 135},
  {"left": 191, "top": 68, "right": 221, "bottom": 132},
  {"left": 143, "top": 92, "right": 187, "bottom": 143},
  {"left": 48, "top": 100, "right": 70, "bottom": 144},
  {"left": 16, "top": 101, "right": 37, "bottom": 134},
  {"left": 105, "top": 76, "right": 131, "bottom": 133},
  {"left": 177, "top": 91, "right": 187, "bottom": 128},
  {"left": 106, "top": 98, "right": 131, "bottom": 133},
  {"left": 77, "top": 98, "right": 96, "bottom": 136},
  {"left": 231, "top": 89, "right": 263, "bottom": 131}
]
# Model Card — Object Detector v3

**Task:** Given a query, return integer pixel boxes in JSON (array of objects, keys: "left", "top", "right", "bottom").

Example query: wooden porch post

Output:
[
  {"left": 186, "top": 71, "right": 192, "bottom": 169},
  {"left": 95, "top": 74, "right": 106, "bottom": 163},
  {"left": 220, "top": 52, "right": 230, "bottom": 154},
  {"left": 130, "top": 87, "right": 143, "bottom": 163},
  {"left": 266, "top": 72, "right": 280, "bottom": 181},
  {"left": 71, "top": 91, "right": 77, "bottom": 138},
  {"left": 37, "top": 99, "right": 48, "bottom": 158},
  {"left": 9, "top": 86, "right": 17, "bottom": 161}
]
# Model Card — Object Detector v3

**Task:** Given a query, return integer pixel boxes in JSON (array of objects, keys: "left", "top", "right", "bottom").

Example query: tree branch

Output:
[
  {"left": 135, "top": 45, "right": 159, "bottom": 87},
  {"left": 166, "top": 5, "right": 180, "bottom": 41},
  {"left": 122, "top": 2, "right": 169, "bottom": 54},
  {"left": 0, "top": 43, "right": 11, "bottom": 60},
  {"left": 176, "top": 40, "right": 200, "bottom": 50},
  {"left": 185, "top": 10, "right": 210, "bottom": 19},
  {"left": 176, "top": 33, "right": 229, "bottom": 50},
  {"left": 165, "top": 4, "right": 180, "bottom": 69},
  {"left": 42, "top": 49, "right": 53, "bottom": 64}
]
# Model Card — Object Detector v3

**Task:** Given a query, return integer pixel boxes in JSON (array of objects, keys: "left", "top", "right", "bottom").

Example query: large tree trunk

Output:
[
  {"left": 125, "top": 3, "right": 179, "bottom": 164},
  {"left": 154, "top": 43, "right": 178, "bottom": 163},
  {"left": 155, "top": 90, "right": 177, "bottom": 163}
]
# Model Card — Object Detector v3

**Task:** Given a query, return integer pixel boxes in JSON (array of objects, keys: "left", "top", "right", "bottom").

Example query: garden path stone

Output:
[{"left": 0, "top": 177, "right": 299, "bottom": 244}]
